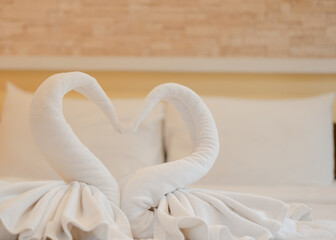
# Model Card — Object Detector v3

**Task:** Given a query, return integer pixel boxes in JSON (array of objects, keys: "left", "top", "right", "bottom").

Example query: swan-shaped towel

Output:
[
  {"left": 121, "top": 83, "right": 336, "bottom": 240},
  {"left": 0, "top": 72, "right": 132, "bottom": 240}
]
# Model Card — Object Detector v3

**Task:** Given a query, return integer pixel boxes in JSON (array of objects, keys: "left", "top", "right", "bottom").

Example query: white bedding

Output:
[
  {"left": 1, "top": 73, "right": 335, "bottom": 240},
  {"left": 191, "top": 182, "right": 336, "bottom": 221}
]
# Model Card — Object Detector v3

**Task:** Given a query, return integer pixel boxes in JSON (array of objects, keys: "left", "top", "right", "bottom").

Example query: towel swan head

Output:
[
  {"left": 121, "top": 83, "right": 219, "bottom": 238},
  {"left": 30, "top": 72, "right": 122, "bottom": 205}
]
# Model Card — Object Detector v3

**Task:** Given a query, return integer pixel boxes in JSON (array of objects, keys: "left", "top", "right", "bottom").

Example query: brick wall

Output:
[{"left": 0, "top": 0, "right": 335, "bottom": 58}]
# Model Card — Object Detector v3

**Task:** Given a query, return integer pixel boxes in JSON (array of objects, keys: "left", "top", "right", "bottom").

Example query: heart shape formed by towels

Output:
[
  {"left": 29, "top": 71, "right": 221, "bottom": 239},
  {"left": 30, "top": 72, "right": 219, "bottom": 207}
]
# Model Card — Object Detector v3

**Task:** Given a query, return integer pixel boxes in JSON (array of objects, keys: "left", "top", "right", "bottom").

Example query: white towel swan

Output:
[
  {"left": 121, "top": 83, "right": 336, "bottom": 240},
  {"left": 0, "top": 72, "right": 133, "bottom": 240}
]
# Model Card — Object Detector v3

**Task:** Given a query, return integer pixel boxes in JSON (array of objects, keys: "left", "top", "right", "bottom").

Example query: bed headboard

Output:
[{"left": 1, "top": 70, "right": 336, "bottom": 179}]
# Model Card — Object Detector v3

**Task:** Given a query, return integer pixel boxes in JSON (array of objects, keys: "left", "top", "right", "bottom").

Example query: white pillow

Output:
[
  {"left": 165, "top": 94, "right": 335, "bottom": 185},
  {"left": 0, "top": 83, "right": 165, "bottom": 182}
]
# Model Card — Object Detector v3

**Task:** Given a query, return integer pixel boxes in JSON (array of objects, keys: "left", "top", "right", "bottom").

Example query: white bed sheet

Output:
[{"left": 191, "top": 181, "right": 336, "bottom": 221}]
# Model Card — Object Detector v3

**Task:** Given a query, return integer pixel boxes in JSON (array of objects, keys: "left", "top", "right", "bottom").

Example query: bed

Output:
[{"left": 0, "top": 70, "right": 335, "bottom": 239}]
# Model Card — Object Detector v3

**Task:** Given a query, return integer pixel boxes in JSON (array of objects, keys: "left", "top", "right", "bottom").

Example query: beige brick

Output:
[{"left": 0, "top": 0, "right": 334, "bottom": 58}]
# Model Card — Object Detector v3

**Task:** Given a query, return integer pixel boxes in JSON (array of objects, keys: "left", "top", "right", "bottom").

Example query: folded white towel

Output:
[
  {"left": 0, "top": 72, "right": 133, "bottom": 239},
  {"left": 30, "top": 72, "right": 122, "bottom": 205},
  {"left": 120, "top": 82, "right": 336, "bottom": 240}
]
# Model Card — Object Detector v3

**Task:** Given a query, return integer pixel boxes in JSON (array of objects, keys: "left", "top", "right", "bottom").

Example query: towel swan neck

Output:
[
  {"left": 121, "top": 83, "right": 219, "bottom": 238},
  {"left": 30, "top": 72, "right": 121, "bottom": 205}
]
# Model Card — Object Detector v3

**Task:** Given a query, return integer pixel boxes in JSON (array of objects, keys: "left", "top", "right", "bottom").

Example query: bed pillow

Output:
[
  {"left": 165, "top": 94, "right": 335, "bottom": 185},
  {"left": 0, "top": 83, "right": 165, "bottom": 182}
]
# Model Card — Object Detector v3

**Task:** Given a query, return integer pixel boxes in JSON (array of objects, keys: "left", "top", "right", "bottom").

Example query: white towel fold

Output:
[{"left": 0, "top": 180, "right": 132, "bottom": 240}]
